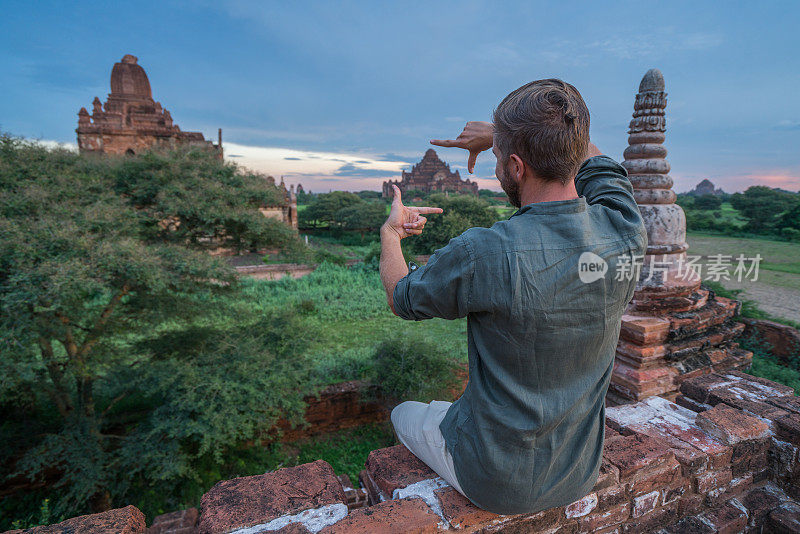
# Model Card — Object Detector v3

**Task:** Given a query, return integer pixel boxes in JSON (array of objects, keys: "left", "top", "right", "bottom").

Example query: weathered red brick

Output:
[
  {"left": 776, "top": 413, "right": 800, "bottom": 447},
  {"left": 727, "top": 473, "right": 754, "bottom": 496},
  {"left": 696, "top": 404, "right": 771, "bottom": 445},
  {"left": 594, "top": 485, "right": 624, "bottom": 510},
  {"left": 725, "top": 370, "right": 795, "bottom": 395},
  {"left": 620, "top": 315, "right": 671, "bottom": 345},
  {"left": 699, "top": 500, "right": 748, "bottom": 534},
  {"left": 664, "top": 516, "right": 714, "bottom": 533},
  {"left": 197, "top": 460, "right": 345, "bottom": 534},
  {"left": 623, "top": 501, "right": 680, "bottom": 534},
  {"left": 678, "top": 494, "right": 705, "bottom": 517},
  {"left": 626, "top": 422, "right": 708, "bottom": 476},
  {"left": 320, "top": 497, "right": 439, "bottom": 534},
  {"left": 147, "top": 508, "right": 198, "bottom": 534},
  {"left": 675, "top": 394, "right": 713, "bottom": 413},
  {"left": 626, "top": 458, "right": 682, "bottom": 496},
  {"left": 22, "top": 506, "right": 145, "bottom": 534},
  {"left": 604, "top": 434, "right": 675, "bottom": 479},
  {"left": 632, "top": 490, "right": 660, "bottom": 518},
  {"left": 365, "top": 445, "right": 437, "bottom": 497},
  {"left": 435, "top": 486, "right": 499, "bottom": 529},
  {"left": 594, "top": 459, "right": 621, "bottom": 492},
  {"left": 732, "top": 449, "right": 768, "bottom": 478},
  {"left": 663, "top": 481, "right": 690, "bottom": 506},
  {"left": 679, "top": 373, "right": 735, "bottom": 404},
  {"left": 498, "top": 507, "right": 564, "bottom": 533},
  {"left": 768, "top": 395, "right": 800, "bottom": 416},
  {"left": 662, "top": 422, "right": 732, "bottom": 470},
  {"left": 740, "top": 484, "right": 786, "bottom": 525},
  {"left": 694, "top": 469, "right": 732, "bottom": 495},
  {"left": 565, "top": 493, "right": 598, "bottom": 519},
  {"left": 577, "top": 502, "right": 630, "bottom": 532},
  {"left": 766, "top": 502, "right": 800, "bottom": 534}
]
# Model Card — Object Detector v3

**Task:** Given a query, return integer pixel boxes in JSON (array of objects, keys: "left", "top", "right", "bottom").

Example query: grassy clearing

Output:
[
  {"left": 231, "top": 263, "right": 468, "bottom": 384},
  {"left": 687, "top": 232, "right": 800, "bottom": 323}
]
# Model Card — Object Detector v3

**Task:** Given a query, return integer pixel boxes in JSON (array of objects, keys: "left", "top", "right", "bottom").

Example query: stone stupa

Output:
[{"left": 608, "top": 69, "right": 752, "bottom": 404}]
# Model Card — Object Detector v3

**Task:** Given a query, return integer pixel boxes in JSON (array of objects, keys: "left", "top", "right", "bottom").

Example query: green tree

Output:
[
  {"left": 298, "top": 191, "right": 363, "bottom": 228},
  {"left": 0, "top": 136, "right": 311, "bottom": 518},
  {"left": 335, "top": 201, "right": 387, "bottom": 235},
  {"left": 731, "top": 186, "right": 798, "bottom": 233},
  {"left": 778, "top": 203, "right": 800, "bottom": 232},
  {"left": 408, "top": 193, "right": 500, "bottom": 254},
  {"left": 693, "top": 194, "right": 722, "bottom": 210}
]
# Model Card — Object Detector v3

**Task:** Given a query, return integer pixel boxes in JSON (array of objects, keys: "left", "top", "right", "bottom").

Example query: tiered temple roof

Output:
[
  {"left": 382, "top": 149, "right": 478, "bottom": 198},
  {"left": 76, "top": 54, "right": 221, "bottom": 157}
]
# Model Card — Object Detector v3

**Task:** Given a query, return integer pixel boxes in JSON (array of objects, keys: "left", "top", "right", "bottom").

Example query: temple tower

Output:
[
  {"left": 76, "top": 54, "right": 222, "bottom": 158},
  {"left": 623, "top": 69, "right": 701, "bottom": 310},
  {"left": 608, "top": 69, "right": 752, "bottom": 404}
]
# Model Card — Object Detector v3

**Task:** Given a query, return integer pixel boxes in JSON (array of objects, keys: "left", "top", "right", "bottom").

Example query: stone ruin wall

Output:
[{"left": 8, "top": 371, "right": 800, "bottom": 533}]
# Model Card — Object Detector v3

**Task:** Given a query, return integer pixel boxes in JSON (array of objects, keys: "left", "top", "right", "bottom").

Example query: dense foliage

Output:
[
  {"left": 0, "top": 136, "right": 312, "bottom": 521},
  {"left": 678, "top": 187, "right": 800, "bottom": 241},
  {"left": 298, "top": 191, "right": 387, "bottom": 233},
  {"left": 407, "top": 193, "right": 501, "bottom": 254},
  {"left": 370, "top": 335, "right": 462, "bottom": 404}
]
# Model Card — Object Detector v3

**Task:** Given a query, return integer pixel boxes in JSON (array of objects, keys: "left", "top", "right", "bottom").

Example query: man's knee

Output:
[
  {"left": 390, "top": 401, "right": 411, "bottom": 429},
  {"left": 392, "top": 400, "right": 424, "bottom": 438}
]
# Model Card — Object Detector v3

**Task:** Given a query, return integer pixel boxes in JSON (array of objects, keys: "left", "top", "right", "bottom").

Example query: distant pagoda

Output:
[
  {"left": 382, "top": 149, "right": 478, "bottom": 198},
  {"left": 76, "top": 54, "right": 222, "bottom": 157}
]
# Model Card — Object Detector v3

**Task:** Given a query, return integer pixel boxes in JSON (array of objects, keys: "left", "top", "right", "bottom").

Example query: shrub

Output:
[
  {"left": 408, "top": 193, "right": 500, "bottom": 255},
  {"left": 369, "top": 334, "right": 461, "bottom": 404}
]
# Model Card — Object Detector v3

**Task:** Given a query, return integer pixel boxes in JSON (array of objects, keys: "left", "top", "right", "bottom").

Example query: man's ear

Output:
[{"left": 509, "top": 154, "right": 525, "bottom": 183}]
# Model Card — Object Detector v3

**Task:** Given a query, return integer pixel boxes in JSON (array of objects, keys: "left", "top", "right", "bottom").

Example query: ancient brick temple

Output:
[
  {"left": 609, "top": 69, "right": 752, "bottom": 403},
  {"left": 76, "top": 54, "right": 222, "bottom": 157},
  {"left": 382, "top": 149, "right": 478, "bottom": 198}
]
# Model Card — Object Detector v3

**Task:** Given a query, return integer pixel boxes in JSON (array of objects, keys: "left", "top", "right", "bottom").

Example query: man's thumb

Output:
[
  {"left": 392, "top": 184, "right": 402, "bottom": 205},
  {"left": 468, "top": 151, "right": 478, "bottom": 174}
]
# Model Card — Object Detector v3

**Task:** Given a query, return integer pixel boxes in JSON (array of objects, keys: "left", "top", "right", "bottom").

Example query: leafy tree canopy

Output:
[
  {"left": 731, "top": 186, "right": 799, "bottom": 233},
  {"left": 407, "top": 193, "right": 500, "bottom": 254},
  {"left": 0, "top": 135, "right": 311, "bottom": 519}
]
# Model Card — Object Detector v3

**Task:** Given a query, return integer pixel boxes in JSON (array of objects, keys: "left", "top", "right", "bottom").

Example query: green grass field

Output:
[
  {"left": 235, "top": 263, "right": 468, "bottom": 384},
  {"left": 687, "top": 232, "right": 800, "bottom": 323}
]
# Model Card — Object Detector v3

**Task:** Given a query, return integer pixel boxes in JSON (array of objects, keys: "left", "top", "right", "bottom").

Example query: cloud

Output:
[
  {"left": 333, "top": 163, "right": 398, "bottom": 178},
  {"left": 775, "top": 120, "right": 800, "bottom": 131},
  {"left": 223, "top": 142, "right": 410, "bottom": 190},
  {"left": 37, "top": 139, "right": 78, "bottom": 151}
]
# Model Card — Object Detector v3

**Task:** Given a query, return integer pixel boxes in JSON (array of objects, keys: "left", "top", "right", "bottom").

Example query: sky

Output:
[{"left": 1, "top": 1, "right": 799, "bottom": 193}]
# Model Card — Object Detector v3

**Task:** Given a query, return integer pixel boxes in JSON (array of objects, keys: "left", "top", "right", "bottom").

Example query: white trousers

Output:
[{"left": 390, "top": 400, "right": 466, "bottom": 497}]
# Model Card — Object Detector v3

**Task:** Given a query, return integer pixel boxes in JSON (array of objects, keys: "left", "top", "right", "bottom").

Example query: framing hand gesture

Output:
[
  {"left": 431, "top": 121, "right": 494, "bottom": 173},
  {"left": 382, "top": 185, "right": 443, "bottom": 239}
]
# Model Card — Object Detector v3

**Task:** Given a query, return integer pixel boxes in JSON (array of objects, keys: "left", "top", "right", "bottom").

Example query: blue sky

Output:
[{"left": 2, "top": 1, "right": 798, "bottom": 192}]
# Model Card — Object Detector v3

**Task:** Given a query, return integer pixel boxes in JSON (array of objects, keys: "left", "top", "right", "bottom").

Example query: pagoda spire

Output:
[{"left": 622, "top": 68, "right": 700, "bottom": 310}]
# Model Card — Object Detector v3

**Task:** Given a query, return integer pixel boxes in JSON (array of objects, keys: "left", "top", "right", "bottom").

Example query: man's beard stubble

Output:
[{"left": 498, "top": 162, "right": 522, "bottom": 209}]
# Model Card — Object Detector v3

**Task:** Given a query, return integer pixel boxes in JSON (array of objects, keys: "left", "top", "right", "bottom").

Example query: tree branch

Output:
[{"left": 78, "top": 284, "right": 130, "bottom": 359}]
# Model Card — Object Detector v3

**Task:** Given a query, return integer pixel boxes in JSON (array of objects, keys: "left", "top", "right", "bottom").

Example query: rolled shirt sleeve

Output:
[
  {"left": 392, "top": 234, "right": 474, "bottom": 321},
  {"left": 575, "top": 155, "right": 642, "bottom": 229}
]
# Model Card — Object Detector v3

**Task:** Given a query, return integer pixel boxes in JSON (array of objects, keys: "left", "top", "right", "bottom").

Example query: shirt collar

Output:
[{"left": 509, "top": 196, "right": 587, "bottom": 219}]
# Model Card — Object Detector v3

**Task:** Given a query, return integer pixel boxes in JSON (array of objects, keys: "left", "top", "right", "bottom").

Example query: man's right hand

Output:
[{"left": 431, "top": 121, "right": 494, "bottom": 174}]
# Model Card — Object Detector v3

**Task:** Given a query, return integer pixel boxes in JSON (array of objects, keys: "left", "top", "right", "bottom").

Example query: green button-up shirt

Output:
[{"left": 393, "top": 156, "right": 647, "bottom": 515}]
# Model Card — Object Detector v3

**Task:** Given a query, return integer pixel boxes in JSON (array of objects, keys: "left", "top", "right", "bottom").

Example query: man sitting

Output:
[{"left": 378, "top": 79, "right": 647, "bottom": 514}]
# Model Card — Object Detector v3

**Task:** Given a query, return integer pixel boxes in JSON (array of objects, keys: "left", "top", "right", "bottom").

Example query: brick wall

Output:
[{"left": 5, "top": 371, "right": 800, "bottom": 533}]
